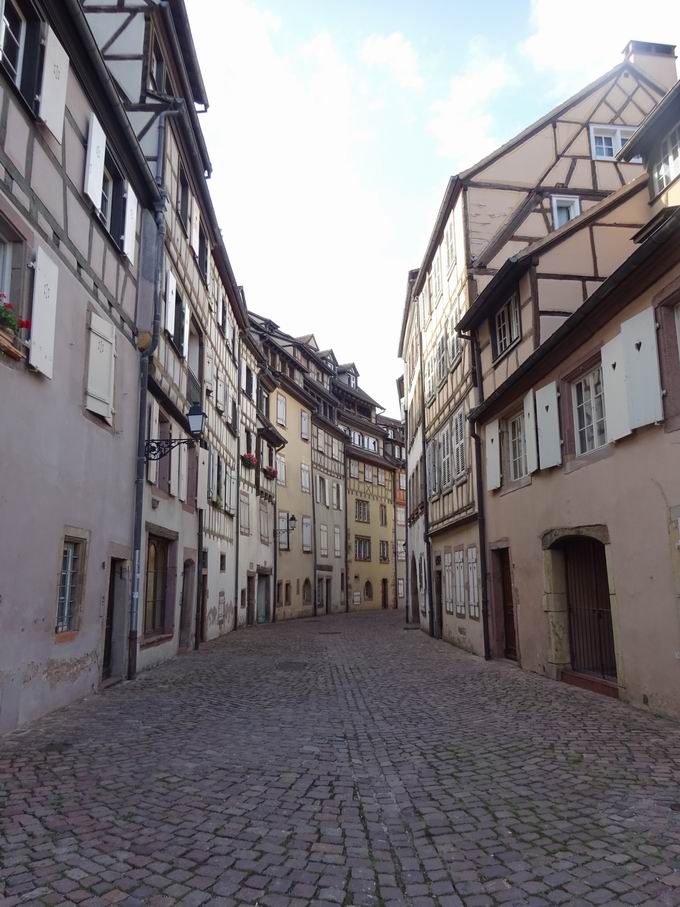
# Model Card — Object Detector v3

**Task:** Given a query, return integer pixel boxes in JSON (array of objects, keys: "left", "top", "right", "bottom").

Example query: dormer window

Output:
[
  {"left": 590, "top": 124, "right": 637, "bottom": 161},
  {"left": 348, "top": 374, "right": 356, "bottom": 388},
  {"left": 493, "top": 296, "right": 520, "bottom": 359},
  {"left": 551, "top": 195, "right": 580, "bottom": 229},
  {"left": 651, "top": 121, "right": 680, "bottom": 195}
]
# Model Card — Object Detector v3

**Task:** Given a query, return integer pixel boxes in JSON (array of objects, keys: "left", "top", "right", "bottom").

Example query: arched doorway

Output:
[
  {"left": 409, "top": 554, "right": 419, "bottom": 624},
  {"left": 559, "top": 536, "right": 616, "bottom": 679},
  {"left": 381, "top": 578, "right": 388, "bottom": 609}
]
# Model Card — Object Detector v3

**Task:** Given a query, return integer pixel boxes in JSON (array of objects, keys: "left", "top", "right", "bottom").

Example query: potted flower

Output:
[
  {"left": 262, "top": 465, "right": 277, "bottom": 480},
  {"left": 215, "top": 494, "right": 223, "bottom": 510},
  {"left": 241, "top": 452, "right": 257, "bottom": 469},
  {"left": 0, "top": 297, "right": 30, "bottom": 341}
]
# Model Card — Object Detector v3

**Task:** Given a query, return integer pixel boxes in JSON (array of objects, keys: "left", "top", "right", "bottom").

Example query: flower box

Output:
[
  {"left": 241, "top": 453, "right": 257, "bottom": 468},
  {"left": 262, "top": 466, "right": 278, "bottom": 480}
]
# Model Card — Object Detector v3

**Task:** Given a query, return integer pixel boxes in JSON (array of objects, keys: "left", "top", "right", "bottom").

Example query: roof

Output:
[
  {"left": 620, "top": 77, "right": 680, "bottom": 161},
  {"left": 470, "top": 205, "right": 680, "bottom": 423},
  {"left": 169, "top": 0, "right": 209, "bottom": 107},
  {"left": 457, "top": 174, "right": 648, "bottom": 333},
  {"left": 397, "top": 268, "right": 420, "bottom": 358},
  {"left": 333, "top": 378, "right": 382, "bottom": 410}
]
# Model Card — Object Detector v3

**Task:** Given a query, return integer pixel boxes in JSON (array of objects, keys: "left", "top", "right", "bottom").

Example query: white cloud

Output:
[
  {"left": 428, "top": 37, "right": 517, "bottom": 171},
  {"left": 360, "top": 32, "right": 424, "bottom": 90},
  {"left": 522, "top": 0, "right": 680, "bottom": 95}
]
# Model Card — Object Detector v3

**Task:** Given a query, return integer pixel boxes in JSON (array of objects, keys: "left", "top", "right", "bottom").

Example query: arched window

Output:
[
  {"left": 302, "top": 578, "right": 312, "bottom": 603},
  {"left": 364, "top": 580, "right": 373, "bottom": 600}
]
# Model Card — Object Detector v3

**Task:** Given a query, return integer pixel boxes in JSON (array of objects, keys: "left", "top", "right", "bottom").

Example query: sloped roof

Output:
[{"left": 621, "top": 77, "right": 680, "bottom": 161}]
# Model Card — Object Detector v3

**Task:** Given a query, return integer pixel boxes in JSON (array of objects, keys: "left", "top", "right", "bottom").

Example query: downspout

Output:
[
  {"left": 416, "top": 304, "right": 435, "bottom": 637},
  {"left": 273, "top": 483, "right": 278, "bottom": 622},
  {"left": 311, "top": 449, "right": 318, "bottom": 617},
  {"left": 344, "top": 455, "right": 349, "bottom": 612},
  {"left": 128, "top": 112, "right": 170, "bottom": 680},
  {"left": 233, "top": 331, "right": 243, "bottom": 631},
  {"left": 392, "top": 469, "right": 398, "bottom": 610},
  {"left": 459, "top": 327, "right": 491, "bottom": 660}
]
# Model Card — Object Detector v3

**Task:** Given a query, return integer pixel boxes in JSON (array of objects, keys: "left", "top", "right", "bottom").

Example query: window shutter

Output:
[
  {"left": 182, "top": 304, "right": 190, "bottom": 359},
  {"left": 83, "top": 113, "right": 106, "bottom": 208},
  {"left": 324, "top": 478, "right": 330, "bottom": 508},
  {"left": 29, "top": 246, "right": 59, "bottom": 379},
  {"left": 221, "top": 458, "right": 228, "bottom": 510},
  {"left": 485, "top": 419, "right": 501, "bottom": 490},
  {"left": 147, "top": 398, "right": 159, "bottom": 484},
  {"left": 536, "top": 381, "right": 562, "bottom": 469},
  {"left": 215, "top": 373, "right": 224, "bottom": 412},
  {"left": 278, "top": 511, "right": 289, "bottom": 550},
  {"left": 165, "top": 271, "right": 176, "bottom": 333},
  {"left": 204, "top": 351, "right": 214, "bottom": 395},
  {"left": 190, "top": 195, "right": 200, "bottom": 252},
  {"left": 467, "top": 546, "right": 479, "bottom": 617},
  {"left": 315, "top": 475, "right": 320, "bottom": 503},
  {"left": 621, "top": 307, "right": 663, "bottom": 429},
  {"left": 601, "top": 334, "right": 631, "bottom": 442},
  {"left": 208, "top": 447, "right": 217, "bottom": 501},
  {"left": 338, "top": 482, "right": 343, "bottom": 510},
  {"left": 230, "top": 473, "right": 238, "bottom": 513},
  {"left": 523, "top": 390, "right": 538, "bottom": 474},
  {"left": 39, "top": 28, "right": 69, "bottom": 142},
  {"left": 85, "top": 311, "right": 116, "bottom": 423},
  {"left": 178, "top": 443, "right": 187, "bottom": 502},
  {"left": 440, "top": 424, "right": 451, "bottom": 486},
  {"left": 122, "top": 183, "right": 138, "bottom": 265},
  {"left": 197, "top": 447, "right": 208, "bottom": 509},
  {"left": 169, "top": 430, "right": 180, "bottom": 497}
]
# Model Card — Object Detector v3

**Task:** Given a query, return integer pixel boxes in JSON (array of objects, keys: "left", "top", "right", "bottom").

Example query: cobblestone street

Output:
[{"left": 2, "top": 612, "right": 680, "bottom": 907}]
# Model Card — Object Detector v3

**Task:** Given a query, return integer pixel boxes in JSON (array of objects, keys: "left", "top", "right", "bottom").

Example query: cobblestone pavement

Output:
[{"left": 2, "top": 612, "right": 680, "bottom": 907}]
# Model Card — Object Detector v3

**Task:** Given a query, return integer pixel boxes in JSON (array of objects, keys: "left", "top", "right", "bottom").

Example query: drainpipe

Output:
[
  {"left": 311, "top": 452, "right": 318, "bottom": 617},
  {"left": 415, "top": 303, "right": 435, "bottom": 637},
  {"left": 459, "top": 328, "right": 491, "bottom": 660},
  {"left": 193, "top": 508, "right": 203, "bottom": 649},
  {"left": 392, "top": 472, "right": 398, "bottom": 610},
  {"left": 344, "top": 456, "right": 350, "bottom": 612},
  {"left": 273, "top": 487, "right": 278, "bottom": 622},
  {"left": 233, "top": 331, "right": 243, "bottom": 631}
]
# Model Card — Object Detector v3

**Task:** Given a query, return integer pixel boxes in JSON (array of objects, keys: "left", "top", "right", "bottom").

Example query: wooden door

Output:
[
  {"left": 499, "top": 549, "right": 517, "bottom": 660},
  {"left": 102, "top": 563, "right": 116, "bottom": 680},
  {"left": 247, "top": 576, "right": 256, "bottom": 626},
  {"left": 563, "top": 537, "right": 616, "bottom": 679},
  {"left": 381, "top": 578, "right": 388, "bottom": 609}
]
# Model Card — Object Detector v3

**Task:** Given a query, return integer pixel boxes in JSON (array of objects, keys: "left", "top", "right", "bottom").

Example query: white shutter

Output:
[
  {"left": 83, "top": 113, "right": 106, "bottom": 208},
  {"left": 204, "top": 351, "right": 214, "bottom": 395},
  {"left": 324, "top": 477, "right": 330, "bottom": 508},
  {"left": 197, "top": 447, "right": 208, "bottom": 510},
  {"left": 85, "top": 311, "right": 115, "bottom": 423},
  {"left": 315, "top": 474, "right": 320, "bottom": 503},
  {"left": 122, "top": 183, "right": 138, "bottom": 265},
  {"left": 338, "top": 482, "right": 343, "bottom": 510},
  {"left": 523, "top": 390, "right": 538, "bottom": 474},
  {"left": 215, "top": 373, "right": 224, "bottom": 412},
  {"left": 147, "top": 398, "right": 159, "bottom": 484},
  {"left": 190, "top": 195, "right": 200, "bottom": 253},
  {"left": 621, "top": 307, "right": 663, "bottom": 429},
  {"left": 221, "top": 458, "right": 228, "bottom": 510},
  {"left": 485, "top": 419, "right": 501, "bottom": 490},
  {"left": 601, "top": 334, "right": 631, "bottom": 442},
  {"left": 169, "top": 429, "right": 180, "bottom": 497},
  {"left": 165, "top": 271, "right": 176, "bottom": 333},
  {"left": 536, "top": 381, "right": 562, "bottom": 469},
  {"left": 217, "top": 295, "right": 224, "bottom": 330},
  {"left": 28, "top": 246, "right": 59, "bottom": 378},
  {"left": 182, "top": 303, "right": 190, "bottom": 359},
  {"left": 230, "top": 473, "right": 238, "bottom": 513},
  {"left": 178, "top": 443, "right": 187, "bottom": 502},
  {"left": 467, "top": 547, "right": 479, "bottom": 617},
  {"left": 208, "top": 447, "right": 218, "bottom": 501},
  {"left": 440, "top": 424, "right": 451, "bottom": 487},
  {"left": 39, "top": 28, "right": 69, "bottom": 142},
  {"left": 278, "top": 511, "right": 289, "bottom": 550}
]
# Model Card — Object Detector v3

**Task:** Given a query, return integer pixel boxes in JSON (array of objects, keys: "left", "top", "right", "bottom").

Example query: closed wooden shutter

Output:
[
  {"left": 523, "top": 390, "right": 538, "bottom": 474},
  {"left": 467, "top": 546, "right": 479, "bottom": 619},
  {"left": 536, "top": 381, "right": 562, "bottom": 468},
  {"left": 204, "top": 351, "right": 214, "bottom": 395},
  {"left": 601, "top": 334, "right": 631, "bottom": 442},
  {"left": 215, "top": 373, "right": 224, "bottom": 412},
  {"left": 182, "top": 303, "right": 190, "bottom": 359},
  {"left": 278, "top": 511, "right": 289, "bottom": 549},
  {"left": 197, "top": 447, "right": 208, "bottom": 509},
  {"left": 178, "top": 442, "right": 187, "bottom": 502},
  {"left": 122, "top": 184, "right": 138, "bottom": 264},
  {"left": 165, "top": 271, "right": 176, "bottom": 333},
  {"left": 190, "top": 194, "right": 200, "bottom": 252},
  {"left": 28, "top": 246, "right": 59, "bottom": 379},
  {"left": 39, "top": 28, "right": 69, "bottom": 142},
  {"left": 621, "top": 307, "right": 663, "bottom": 429},
  {"left": 485, "top": 419, "right": 501, "bottom": 490},
  {"left": 169, "top": 429, "right": 180, "bottom": 497},
  {"left": 85, "top": 311, "right": 116, "bottom": 423},
  {"left": 83, "top": 113, "right": 106, "bottom": 208},
  {"left": 147, "top": 398, "right": 159, "bottom": 484}
]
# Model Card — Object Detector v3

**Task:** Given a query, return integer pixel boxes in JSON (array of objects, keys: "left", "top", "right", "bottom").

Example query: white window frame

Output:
[
  {"left": 444, "top": 551, "right": 454, "bottom": 615},
  {"left": 320, "top": 524, "right": 328, "bottom": 558},
  {"left": 364, "top": 464, "right": 373, "bottom": 483},
  {"left": 454, "top": 550, "right": 465, "bottom": 619},
  {"left": 300, "top": 410, "right": 310, "bottom": 441},
  {"left": 0, "top": 0, "right": 25, "bottom": 87},
  {"left": 302, "top": 516, "right": 312, "bottom": 553},
  {"left": 334, "top": 526, "right": 341, "bottom": 558},
  {"left": 447, "top": 307, "right": 461, "bottom": 365},
  {"left": 652, "top": 120, "right": 680, "bottom": 196},
  {"left": 573, "top": 366, "right": 607, "bottom": 456},
  {"left": 589, "top": 124, "right": 637, "bottom": 161},
  {"left": 452, "top": 405, "right": 466, "bottom": 479},
  {"left": 276, "top": 454, "right": 286, "bottom": 485},
  {"left": 349, "top": 459, "right": 359, "bottom": 478},
  {"left": 509, "top": 412, "right": 528, "bottom": 481},
  {"left": 494, "top": 295, "right": 521, "bottom": 358},
  {"left": 439, "top": 422, "right": 452, "bottom": 488},
  {"left": 300, "top": 463, "right": 311, "bottom": 493},
  {"left": 551, "top": 194, "right": 580, "bottom": 229},
  {"left": 436, "top": 332, "right": 447, "bottom": 384},
  {"left": 276, "top": 393, "right": 286, "bottom": 426}
]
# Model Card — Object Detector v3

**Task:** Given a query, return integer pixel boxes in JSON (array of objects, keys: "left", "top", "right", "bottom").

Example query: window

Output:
[
  {"left": 351, "top": 429, "right": 363, "bottom": 447},
  {"left": 454, "top": 549, "right": 465, "bottom": 618},
  {"left": 590, "top": 124, "right": 636, "bottom": 161},
  {"left": 364, "top": 436, "right": 377, "bottom": 452},
  {"left": 652, "top": 121, "right": 680, "bottom": 195},
  {"left": 278, "top": 511, "right": 290, "bottom": 550},
  {"left": 448, "top": 308, "right": 461, "bottom": 364},
  {"left": 444, "top": 551, "right": 454, "bottom": 615},
  {"left": 398, "top": 578, "right": 405, "bottom": 598},
  {"left": 320, "top": 524, "right": 328, "bottom": 558},
  {"left": 355, "top": 536, "right": 371, "bottom": 561},
  {"left": 239, "top": 492, "right": 250, "bottom": 534},
  {"left": 379, "top": 540, "right": 389, "bottom": 563},
  {"left": 509, "top": 413, "right": 527, "bottom": 480},
  {"left": 425, "top": 355, "right": 434, "bottom": 399},
  {"left": 56, "top": 538, "right": 85, "bottom": 633},
  {"left": 302, "top": 516, "right": 312, "bottom": 552},
  {"left": 220, "top": 552, "right": 226, "bottom": 572},
  {"left": 150, "top": 36, "right": 166, "bottom": 91},
  {"left": 285, "top": 582, "right": 291, "bottom": 605},
  {"left": 467, "top": 546, "right": 480, "bottom": 620},
  {"left": 377, "top": 468, "right": 385, "bottom": 486},
  {"left": 445, "top": 217, "right": 456, "bottom": 273},
  {"left": 301, "top": 463, "right": 311, "bottom": 493},
  {"left": 399, "top": 472, "right": 406, "bottom": 491},
  {"left": 356, "top": 499, "right": 369, "bottom": 522},
  {"left": 303, "top": 578, "right": 312, "bottom": 604},
  {"left": 379, "top": 503, "right": 387, "bottom": 527},
  {"left": 144, "top": 535, "right": 169, "bottom": 636},
  {"left": 301, "top": 410, "right": 310, "bottom": 440},
  {"left": 551, "top": 195, "right": 580, "bottom": 229},
  {"left": 432, "top": 251, "right": 442, "bottom": 301},
  {"left": 1, "top": 0, "right": 24, "bottom": 87},
  {"left": 349, "top": 459, "right": 359, "bottom": 478},
  {"left": 276, "top": 394, "right": 286, "bottom": 426},
  {"left": 276, "top": 455, "right": 286, "bottom": 485},
  {"left": 100, "top": 165, "right": 114, "bottom": 232},
  {"left": 364, "top": 464, "right": 373, "bottom": 483},
  {"left": 198, "top": 223, "right": 208, "bottom": 281},
  {"left": 440, "top": 423, "right": 451, "bottom": 487},
  {"left": 173, "top": 288, "right": 185, "bottom": 353},
  {"left": 333, "top": 482, "right": 342, "bottom": 510},
  {"left": 436, "top": 332, "right": 447, "bottom": 383},
  {"left": 177, "top": 163, "right": 189, "bottom": 229},
  {"left": 334, "top": 526, "right": 341, "bottom": 557},
  {"left": 573, "top": 366, "right": 606, "bottom": 455},
  {"left": 494, "top": 296, "right": 520, "bottom": 357},
  {"left": 364, "top": 580, "right": 373, "bottom": 600}
]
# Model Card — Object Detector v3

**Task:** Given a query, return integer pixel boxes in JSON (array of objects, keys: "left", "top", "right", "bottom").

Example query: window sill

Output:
[
  {"left": 499, "top": 474, "right": 532, "bottom": 496},
  {"left": 54, "top": 630, "right": 78, "bottom": 644},
  {"left": 492, "top": 336, "right": 521, "bottom": 368},
  {"left": 564, "top": 442, "right": 613, "bottom": 474},
  {"left": 140, "top": 632, "right": 174, "bottom": 649}
]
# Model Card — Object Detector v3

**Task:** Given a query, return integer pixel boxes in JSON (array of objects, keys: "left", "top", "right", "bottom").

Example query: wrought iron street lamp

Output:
[
  {"left": 273, "top": 513, "right": 297, "bottom": 536},
  {"left": 144, "top": 402, "right": 207, "bottom": 461}
]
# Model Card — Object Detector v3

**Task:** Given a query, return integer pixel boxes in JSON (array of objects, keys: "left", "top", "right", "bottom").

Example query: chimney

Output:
[{"left": 623, "top": 40, "right": 677, "bottom": 91}]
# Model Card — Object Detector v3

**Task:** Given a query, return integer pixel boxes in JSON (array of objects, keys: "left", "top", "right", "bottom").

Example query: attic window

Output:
[
  {"left": 590, "top": 124, "right": 638, "bottom": 161},
  {"left": 493, "top": 296, "right": 520, "bottom": 359},
  {"left": 651, "top": 121, "right": 680, "bottom": 196},
  {"left": 551, "top": 195, "right": 580, "bottom": 229}
]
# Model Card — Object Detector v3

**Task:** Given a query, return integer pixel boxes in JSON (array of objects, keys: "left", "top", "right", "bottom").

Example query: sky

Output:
[{"left": 185, "top": 0, "right": 680, "bottom": 417}]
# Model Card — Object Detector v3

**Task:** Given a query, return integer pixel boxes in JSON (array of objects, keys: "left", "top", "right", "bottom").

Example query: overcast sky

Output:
[{"left": 185, "top": 0, "right": 680, "bottom": 417}]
